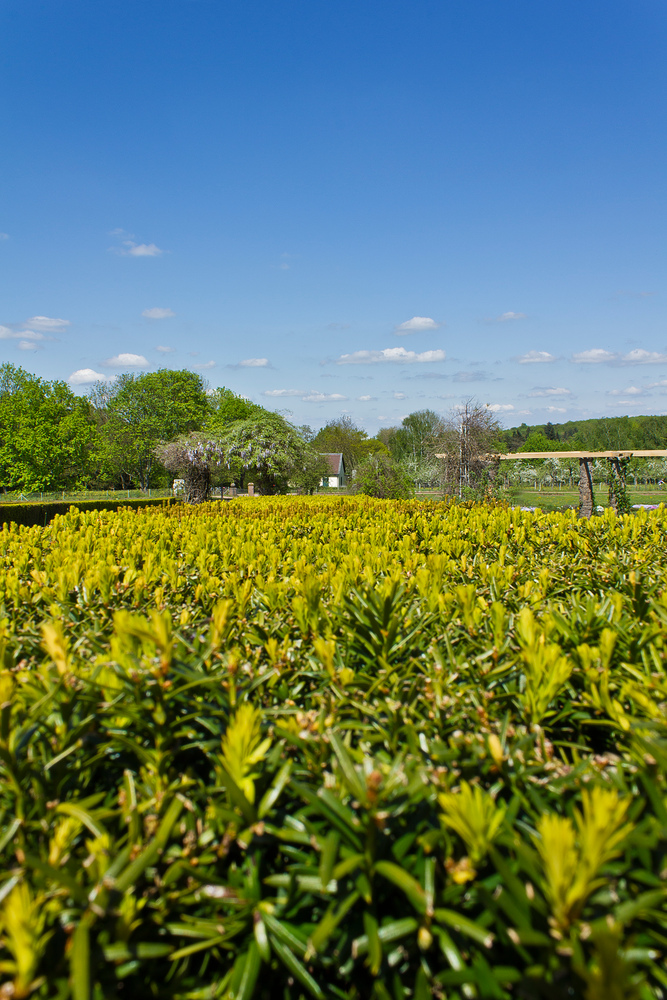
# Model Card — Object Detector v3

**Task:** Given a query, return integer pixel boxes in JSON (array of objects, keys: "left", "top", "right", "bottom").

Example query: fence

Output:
[{"left": 0, "top": 488, "right": 175, "bottom": 504}]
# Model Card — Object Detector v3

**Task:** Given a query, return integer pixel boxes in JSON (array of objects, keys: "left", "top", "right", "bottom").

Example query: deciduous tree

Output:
[
  {"left": 0, "top": 364, "right": 96, "bottom": 491},
  {"left": 92, "top": 369, "right": 209, "bottom": 489}
]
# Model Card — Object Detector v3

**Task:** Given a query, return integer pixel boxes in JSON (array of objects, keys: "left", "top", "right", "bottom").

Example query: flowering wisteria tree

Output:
[
  {"left": 222, "top": 413, "right": 328, "bottom": 495},
  {"left": 156, "top": 433, "right": 227, "bottom": 503},
  {"left": 157, "top": 413, "right": 328, "bottom": 501}
]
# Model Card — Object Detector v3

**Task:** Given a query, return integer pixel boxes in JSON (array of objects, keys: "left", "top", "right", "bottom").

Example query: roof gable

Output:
[{"left": 320, "top": 453, "right": 345, "bottom": 475}]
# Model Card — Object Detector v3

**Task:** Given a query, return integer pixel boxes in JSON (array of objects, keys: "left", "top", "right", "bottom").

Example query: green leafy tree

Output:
[
  {"left": 314, "top": 415, "right": 387, "bottom": 472},
  {"left": 91, "top": 369, "right": 209, "bottom": 489},
  {"left": 387, "top": 409, "right": 445, "bottom": 487},
  {"left": 0, "top": 364, "right": 97, "bottom": 491},
  {"left": 353, "top": 454, "right": 415, "bottom": 499},
  {"left": 205, "top": 387, "right": 264, "bottom": 431}
]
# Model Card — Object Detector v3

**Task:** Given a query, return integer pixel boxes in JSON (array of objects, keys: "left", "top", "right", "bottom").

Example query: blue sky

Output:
[{"left": 2, "top": 0, "right": 666, "bottom": 432}]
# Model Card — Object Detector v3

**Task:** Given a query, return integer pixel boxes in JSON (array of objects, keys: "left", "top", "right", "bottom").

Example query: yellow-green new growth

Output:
[
  {"left": 220, "top": 703, "right": 272, "bottom": 803},
  {"left": 535, "top": 786, "right": 633, "bottom": 932},
  {"left": 439, "top": 781, "right": 506, "bottom": 865}
]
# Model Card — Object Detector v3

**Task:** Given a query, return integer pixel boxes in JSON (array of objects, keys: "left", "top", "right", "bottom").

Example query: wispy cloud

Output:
[
  {"left": 517, "top": 350, "right": 557, "bottom": 364},
  {"left": 570, "top": 348, "right": 667, "bottom": 365},
  {"left": 393, "top": 391, "right": 407, "bottom": 399},
  {"left": 193, "top": 360, "right": 216, "bottom": 370},
  {"left": 546, "top": 406, "right": 567, "bottom": 413},
  {"left": 263, "top": 388, "right": 347, "bottom": 402},
  {"left": 18, "top": 340, "right": 39, "bottom": 351},
  {"left": 69, "top": 368, "right": 112, "bottom": 385},
  {"left": 490, "top": 311, "right": 527, "bottom": 322},
  {"left": 156, "top": 345, "right": 174, "bottom": 353},
  {"left": 302, "top": 392, "right": 347, "bottom": 402},
  {"left": 621, "top": 349, "right": 667, "bottom": 364},
  {"left": 607, "top": 385, "right": 647, "bottom": 397},
  {"left": 357, "top": 395, "right": 377, "bottom": 402},
  {"left": 395, "top": 316, "right": 441, "bottom": 335},
  {"left": 0, "top": 232, "right": 8, "bottom": 241},
  {"left": 570, "top": 348, "right": 618, "bottom": 364},
  {"left": 335, "top": 347, "right": 446, "bottom": 365},
  {"left": 102, "top": 353, "right": 149, "bottom": 368},
  {"left": 227, "top": 358, "right": 272, "bottom": 369},
  {"left": 528, "top": 386, "right": 572, "bottom": 397},
  {"left": 142, "top": 307, "right": 174, "bottom": 319},
  {"left": 453, "top": 370, "right": 490, "bottom": 382},
  {"left": 263, "top": 389, "right": 304, "bottom": 397},
  {"left": 0, "top": 325, "right": 45, "bottom": 342},
  {"left": 24, "top": 315, "right": 70, "bottom": 331},
  {"left": 109, "top": 229, "right": 165, "bottom": 257},
  {"left": 486, "top": 403, "right": 515, "bottom": 413}
]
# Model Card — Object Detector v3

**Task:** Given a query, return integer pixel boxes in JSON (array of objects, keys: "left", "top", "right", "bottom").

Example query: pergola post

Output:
[
  {"left": 579, "top": 458, "right": 593, "bottom": 518},
  {"left": 608, "top": 457, "right": 626, "bottom": 512}
]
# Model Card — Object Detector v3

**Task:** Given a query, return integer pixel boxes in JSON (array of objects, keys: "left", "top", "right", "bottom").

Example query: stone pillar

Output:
[
  {"left": 230, "top": 483, "right": 237, "bottom": 498},
  {"left": 247, "top": 482, "right": 254, "bottom": 496},
  {"left": 579, "top": 458, "right": 593, "bottom": 518}
]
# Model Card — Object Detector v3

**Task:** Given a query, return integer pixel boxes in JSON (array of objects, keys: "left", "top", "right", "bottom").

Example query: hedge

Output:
[{"left": 0, "top": 496, "right": 180, "bottom": 527}]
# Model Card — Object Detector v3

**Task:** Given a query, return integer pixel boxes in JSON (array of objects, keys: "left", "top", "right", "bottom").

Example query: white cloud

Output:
[
  {"left": 263, "top": 388, "right": 347, "bottom": 401},
  {"left": 546, "top": 406, "right": 567, "bottom": 413},
  {"left": 336, "top": 347, "right": 446, "bottom": 365},
  {"left": 102, "top": 353, "right": 149, "bottom": 368},
  {"left": 393, "top": 391, "right": 407, "bottom": 399},
  {"left": 0, "top": 325, "right": 45, "bottom": 342},
  {"left": 69, "top": 368, "right": 111, "bottom": 385},
  {"left": 621, "top": 348, "right": 667, "bottom": 364},
  {"left": 110, "top": 231, "right": 165, "bottom": 257},
  {"left": 142, "top": 307, "right": 174, "bottom": 319},
  {"left": 263, "top": 389, "right": 304, "bottom": 397},
  {"left": 395, "top": 316, "right": 441, "bottom": 334},
  {"left": 517, "top": 350, "right": 557, "bottom": 364},
  {"left": 528, "top": 386, "right": 572, "bottom": 397},
  {"left": 18, "top": 340, "right": 39, "bottom": 351},
  {"left": 302, "top": 392, "right": 348, "bottom": 402},
  {"left": 24, "top": 315, "right": 70, "bottom": 331},
  {"left": 486, "top": 403, "right": 515, "bottom": 413},
  {"left": 494, "top": 312, "right": 527, "bottom": 322},
  {"left": 607, "top": 385, "right": 646, "bottom": 396},
  {"left": 357, "top": 395, "right": 376, "bottom": 401},
  {"left": 193, "top": 361, "right": 216, "bottom": 370},
  {"left": 239, "top": 358, "right": 270, "bottom": 368},
  {"left": 156, "top": 345, "right": 174, "bottom": 353},
  {"left": 570, "top": 348, "right": 618, "bottom": 364},
  {"left": 120, "top": 242, "right": 163, "bottom": 257}
]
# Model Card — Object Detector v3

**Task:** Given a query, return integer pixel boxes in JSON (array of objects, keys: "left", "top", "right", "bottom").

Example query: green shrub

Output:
[
  {"left": 353, "top": 454, "right": 415, "bottom": 499},
  {"left": 0, "top": 498, "right": 666, "bottom": 997}
]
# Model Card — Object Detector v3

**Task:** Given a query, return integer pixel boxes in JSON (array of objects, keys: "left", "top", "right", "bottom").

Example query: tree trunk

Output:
[{"left": 184, "top": 465, "right": 210, "bottom": 504}]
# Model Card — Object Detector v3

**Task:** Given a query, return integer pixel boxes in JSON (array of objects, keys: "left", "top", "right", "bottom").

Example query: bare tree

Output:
[{"left": 439, "top": 399, "right": 502, "bottom": 498}]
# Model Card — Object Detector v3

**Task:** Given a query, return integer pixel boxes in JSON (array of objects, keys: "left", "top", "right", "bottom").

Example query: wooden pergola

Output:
[{"left": 437, "top": 450, "right": 667, "bottom": 517}]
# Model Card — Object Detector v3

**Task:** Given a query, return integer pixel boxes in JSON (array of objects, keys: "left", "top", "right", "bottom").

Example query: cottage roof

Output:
[{"left": 321, "top": 453, "right": 345, "bottom": 475}]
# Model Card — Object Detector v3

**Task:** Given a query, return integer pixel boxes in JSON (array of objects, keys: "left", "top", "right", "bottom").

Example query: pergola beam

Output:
[{"left": 434, "top": 448, "right": 667, "bottom": 518}]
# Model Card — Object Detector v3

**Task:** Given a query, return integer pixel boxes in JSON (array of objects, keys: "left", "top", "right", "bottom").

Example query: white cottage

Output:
[{"left": 320, "top": 453, "right": 347, "bottom": 488}]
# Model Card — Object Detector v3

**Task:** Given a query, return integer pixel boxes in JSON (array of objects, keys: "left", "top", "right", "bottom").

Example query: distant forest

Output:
[{"left": 500, "top": 414, "right": 667, "bottom": 453}]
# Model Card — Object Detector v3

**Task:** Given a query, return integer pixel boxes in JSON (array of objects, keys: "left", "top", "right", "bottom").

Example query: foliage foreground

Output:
[{"left": 1, "top": 497, "right": 667, "bottom": 999}]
